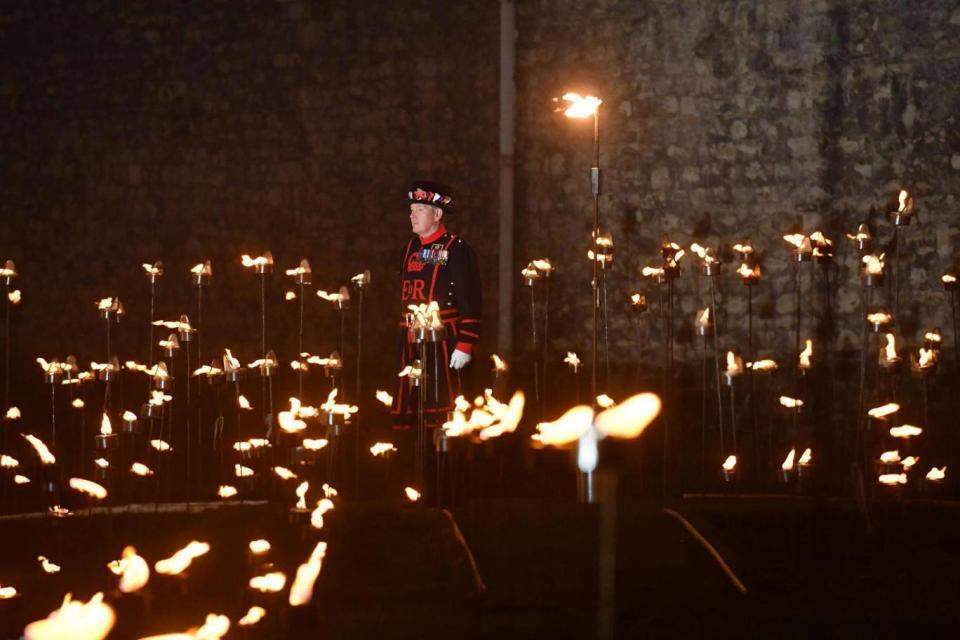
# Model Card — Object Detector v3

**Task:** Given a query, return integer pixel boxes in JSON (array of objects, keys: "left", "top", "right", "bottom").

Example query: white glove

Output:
[{"left": 450, "top": 349, "right": 472, "bottom": 370}]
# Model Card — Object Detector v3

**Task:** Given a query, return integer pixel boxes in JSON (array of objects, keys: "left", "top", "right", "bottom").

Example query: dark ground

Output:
[{"left": 2, "top": 492, "right": 959, "bottom": 639}]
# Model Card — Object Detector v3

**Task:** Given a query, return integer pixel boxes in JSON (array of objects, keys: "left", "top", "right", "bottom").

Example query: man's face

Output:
[{"left": 410, "top": 203, "right": 443, "bottom": 236}]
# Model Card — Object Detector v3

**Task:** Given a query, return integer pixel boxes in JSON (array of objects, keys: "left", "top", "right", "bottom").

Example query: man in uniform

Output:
[{"left": 391, "top": 180, "right": 481, "bottom": 428}]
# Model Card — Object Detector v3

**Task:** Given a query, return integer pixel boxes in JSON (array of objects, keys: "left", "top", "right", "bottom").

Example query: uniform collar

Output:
[{"left": 418, "top": 225, "right": 447, "bottom": 245}]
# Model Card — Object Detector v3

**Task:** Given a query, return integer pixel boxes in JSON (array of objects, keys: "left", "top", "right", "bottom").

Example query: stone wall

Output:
[
  {"left": 515, "top": 0, "right": 960, "bottom": 391},
  {"left": 2, "top": 0, "right": 960, "bottom": 418},
  {"left": 0, "top": 0, "right": 499, "bottom": 413}
]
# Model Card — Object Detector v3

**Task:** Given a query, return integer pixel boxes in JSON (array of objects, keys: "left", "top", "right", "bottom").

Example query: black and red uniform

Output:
[{"left": 391, "top": 225, "right": 481, "bottom": 425}]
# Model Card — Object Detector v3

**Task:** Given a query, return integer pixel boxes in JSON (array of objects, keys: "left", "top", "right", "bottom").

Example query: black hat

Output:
[{"left": 408, "top": 180, "right": 454, "bottom": 213}]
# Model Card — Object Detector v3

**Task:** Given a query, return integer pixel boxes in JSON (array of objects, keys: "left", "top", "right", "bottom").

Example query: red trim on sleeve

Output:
[{"left": 454, "top": 342, "right": 473, "bottom": 354}]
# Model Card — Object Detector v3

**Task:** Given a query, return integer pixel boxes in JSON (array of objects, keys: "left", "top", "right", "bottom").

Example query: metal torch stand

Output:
[{"left": 410, "top": 325, "right": 446, "bottom": 493}]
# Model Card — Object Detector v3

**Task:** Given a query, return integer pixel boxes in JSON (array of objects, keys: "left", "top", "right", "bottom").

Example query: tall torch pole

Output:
[{"left": 591, "top": 109, "right": 600, "bottom": 404}]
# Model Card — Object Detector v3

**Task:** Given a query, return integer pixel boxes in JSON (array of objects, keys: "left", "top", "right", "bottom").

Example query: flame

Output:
[
  {"left": 310, "top": 498, "right": 335, "bottom": 529},
  {"left": 375, "top": 390, "right": 393, "bottom": 406},
  {"left": 0, "top": 259, "right": 16, "bottom": 278},
  {"left": 317, "top": 286, "right": 351, "bottom": 306},
  {"left": 5, "top": 406, "right": 20, "bottom": 420},
  {"left": 696, "top": 307, "right": 711, "bottom": 327},
  {"left": 155, "top": 541, "right": 210, "bottom": 576},
  {"left": 799, "top": 339, "right": 813, "bottom": 369},
  {"left": 521, "top": 263, "right": 539, "bottom": 281},
  {"left": 732, "top": 241, "right": 753, "bottom": 255},
  {"left": 405, "top": 487, "right": 421, "bottom": 502},
  {"left": 94, "top": 458, "right": 108, "bottom": 469},
  {"left": 273, "top": 466, "right": 297, "bottom": 480},
  {"left": 564, "top": 352, "right": 581, "bottom": 371},
  {"left": 726, "top": 351, "right": 744, "bottom": 376},
  {"left": 49, "top": 506, "right": 71, "bottom": 518},
  {"left": 779, "top": 396, "right": 803, "bottom": 409},
  {"left": 68, "top": 478, "right": 107, "bottom": 500},
  {"left": 690, "top": 242, "right": 718, "bottom": 265},
  {"left": 880, "top": 450, "right": 901, "bottom": 464},
  {"left": 916, "top": 347, "right": 937, "bottom": 368},
  {"left": 0, "top": 585, "right": 18, "bottom": 599},
  {"left": 223, "top": 349, "right": 241, "bottom": 372},
  {"left": 248, "top": 351, "right": 279, "bottom": 370},
  {"left": 642, "top": 266, "right": 665, "bottom": 278},
  {"left": 737, "top": 262, "right": 760, "bottom": 280},
  {"left": 890, "top": 424, "right": 922, "bottom": 438},
  {"left": 302, "top": 438, "right": 328, "bottom": 451},
  {"left": 943, "top": 273, "right": 957, "bottom": 284},
  {"left": 926, "top": 466, "right": 946, "bottom": 482},
  {"left": 880, "top": 333, "right": 900, "bottom": 364},
  {"left": 8, "top": 289, "right": 21, "bottom": 304},
  {"left": 902, "top": 456, "right": 919, "bottom": 470},
  {"left": 323, "top": 483, "right": 338, "bottom": 498},
  {"left": 139, "top": 614, "right": 230, "bottom": 640},
  {"left": 278, "top": 397, "right": 307, "bottom": 432},
  {"left": 867, "top": 402, "right": 899, "bottom": 419},
  {"left": 150, "top": 440, "right": 172, "bottom": 452},
  {"left": 235, "top": 464, "right": 254, "bottom": 478},
  {"left": 149, "top": 390, "right": 172, "bottom": 406},
  {"left": 192, "top": 364, "right": 222, "bottom": 377},
  {"left": 190, "top": 260, "right": 212, "bottom": 276},
  {"left": 141, "top": 262, "right": 163, "bottom": 277},
  {"left": 866, "top": 311, "right": 892, "bottom": 325},
  {"left": 476, "top": 390, "right": 526, "bottom": 440},
  {"left": 38, "top": 556, "right": 61, "bottom": 574},
  {"left": 36, "top": 358, "right": 63, "bottom": 374},
  {"left": 398, "top": 361, "right": 423, "bottom": 380},
  {"left": 70, "top": 399, "right": 85, "bottom": 409},
  {"left": 351, "top": 270, "right": 372, "bottom": 286},
  {"left": 370, "top": 442, "right": 397, "bottom": 456},
  {"left": 249, "top": 571, "right": 286, "bottom": 593},
  {"left": 897, "top": 189, "right": 911, "bottom": 213},
  {"left": 23, "top": 592, "right": 115, "bottom": 640},
  {"left": 241, "top": 252, "right": 273, "bottom": 269},
  {"left": 130, "top": 462, "right": 154, "bottom": 476},
  {"left": 14, "top": 475, "right": 30, "bottom": 484},
  {"left": 556, "top": 92, "right": 602, "bottom": 118},
  {"left": 1, "top": 454, "right": 18, "bottom": 468},
  {"left": 285, "top": 291, "right": 297, "bottom": 301},
  {"left": 593, "top": 393, "right": 661, "bottom": 439},
  {"left": 783, "top": 232, "right": 810, "bottom": 251},
  {"left": 238, "top": 607, "right": 266, "bottom": 627},
  {"left": 406, "top": 301, "right": 442, "bottom": 331},
  {"left": 295, "top": 481, "right": 309, "bottom": 510},
  {"left": 862, "top": 253, "right": 885, "bottom": 275},
  {"left": 217, "top": 485, "right": 238, "bottom": 499},
  {"left": 320, "top": 388, "right": 358, "bottom": 416},
  {"left": 99, "top": 413, "right": 112, "bottom": 436},
  {"left": 722, "top": 455, "right": 737, "bottom": 472},
  {"left": 924, "top": 329, "right": 942, "bottom": 344},
  {"left": 288, "top": 541, "right": 328, "bottom": 607},
  {"left": 878, "top": 473, "right": 907, "bottom": 486},
  {"left": 532, "top": 258, "right": 553, "bottom": 274},
  {"left": 596, "top": 394, "right": 615, "bottom": 408},
  {"left": 247, "top": 540, "right": 271, "bottom": 556},
  {"left": 153, "top": 318, "right": 191, "bottom": 331},
  {"left": 533, "top": 405, "right": 594, "bottom": 445},
  {"left": 798, "top": 448, "right": 812, "bottom": 466},
  {"left": 23, "top": 434, "right": 56, "bottom": 464},
  {"left": 847, "top": 224, "right": 872, "bottom": 243},
  {"left": 781, "top": 449, "right": 796, "bottom": 471},
  {"left": 117, "top": 546, "right": 149, "bottom": 594},
  {"left": 238, "top": 395, "right": 252, "bottom": 410},
  {"left": 491, "top": 354, "right": 508, "bottom": 372},
  {"left": 285, "top": 258, "right": 312, "bottom": 277}
]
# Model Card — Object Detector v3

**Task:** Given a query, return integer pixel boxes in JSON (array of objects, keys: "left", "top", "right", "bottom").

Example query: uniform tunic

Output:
[{"left": 391, "top": 226, "right": 481, "bottom": 425}]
